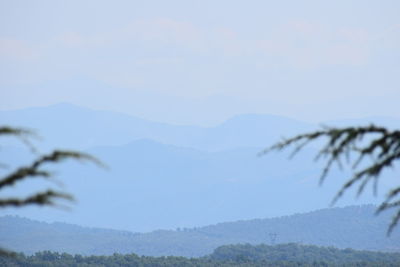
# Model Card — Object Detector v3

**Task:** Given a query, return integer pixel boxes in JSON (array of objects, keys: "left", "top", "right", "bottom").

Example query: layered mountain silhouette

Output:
[
  {"left": 0, "top": 206, "right": 398, "bottom": 257},
  {"left": 0, "top": 104, "right": 397, "bottom": 231},
  {"left": 0, "top": 102, "right": 313, "bottom": 151}
]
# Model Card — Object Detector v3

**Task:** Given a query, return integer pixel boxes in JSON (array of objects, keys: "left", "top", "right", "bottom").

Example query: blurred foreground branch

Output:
[
  {"left": 261, "top": 125, "right": 400, "bottom": 235},
  {"left": 0, "top": 126, "right": 103, "bottom": 255}
]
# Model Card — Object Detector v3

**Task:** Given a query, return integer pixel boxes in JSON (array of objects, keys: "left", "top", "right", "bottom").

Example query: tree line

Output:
[{"left": 1, "top": 243, "right": 400, "bottom": 267}]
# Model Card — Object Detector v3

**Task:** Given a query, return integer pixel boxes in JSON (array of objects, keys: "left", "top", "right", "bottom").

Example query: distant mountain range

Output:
[
  {"left": 0, "top": 102, "right": 314, "bottom": 151},
  {"left": 0, "top": 206, "right": 399, "bottom": 257},
  {"left": 1, "top": 136, "right": 384, "bottom": 231},
  {"left": 2, "top": 103, "right": 399, "bottom": 151},
  {"left": 0, "top": 103, "right": 397, "bottom": 231}
]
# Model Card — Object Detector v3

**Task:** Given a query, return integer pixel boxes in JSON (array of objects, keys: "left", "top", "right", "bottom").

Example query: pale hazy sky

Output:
[{"left": 1, "top": 0, "right": 399, "bottom": 125}]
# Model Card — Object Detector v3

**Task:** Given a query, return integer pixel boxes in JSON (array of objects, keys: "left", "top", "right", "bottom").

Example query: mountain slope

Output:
[
  {"left": 2, "top": 103, "right": 398, "bottom": 151},
  {"left": 0, "top": 103, "right": 312, "bottom": 151},
  {"left": 1, "top": 104, "right": 398, "bottom": 233},
  {"left": 3, "top": 138, "right": 386, "bottom": 232},
  {"left": 1, "top": 206, "right": 399, "bottom": 257}
]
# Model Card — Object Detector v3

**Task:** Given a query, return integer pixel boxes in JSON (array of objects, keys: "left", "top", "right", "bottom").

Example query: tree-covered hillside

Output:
[
  {"left": 0, "top": 205, "right": 398, "bottom": 257},
  {"left": 1, "top": 243, "right": 400, "bottom": 267},
  {"left": 210, "top": 243, "right": 400, "bottom": 264}
]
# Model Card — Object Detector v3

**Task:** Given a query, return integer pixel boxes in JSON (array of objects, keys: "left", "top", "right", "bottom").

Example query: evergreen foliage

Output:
[
  {"left": 0, "top": 126, "right": 102, "bottom": 255},
  {"left": 263, "top": 125, "right": 400, "bottom": 234},
  {"left": 1, "top": 243, "right": 399, "bottom": 267}
]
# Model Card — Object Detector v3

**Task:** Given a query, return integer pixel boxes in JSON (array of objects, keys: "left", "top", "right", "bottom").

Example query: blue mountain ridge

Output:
[
  {"left": 0, "top": 205, "right": 398, "bottom": 257},
  {"left": 0, "top": 103, "right": 398, "bottom": 231}
]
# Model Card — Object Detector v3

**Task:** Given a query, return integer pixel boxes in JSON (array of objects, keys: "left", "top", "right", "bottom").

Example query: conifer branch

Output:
[
  {"left": 262, "top": 124, "right": 400, "bottom": 235},
  {"left": 0, "top": 127, "right": 104, "bottom": 211},
  {"left": 0, "top": 190, "right": 73, "bottom": 207},
  {"left": 0, "top": 126, "right": 104, "bottom": 256}
]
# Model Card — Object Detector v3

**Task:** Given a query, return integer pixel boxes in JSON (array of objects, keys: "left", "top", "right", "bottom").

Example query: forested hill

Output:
[
  {"left": 209, "top": 243, "right": 400, "bottom": 265},
  {"left": 1, "top": 205, "right": 399, "bottom": 257},
  {"left": 2, "top": 244, "right": 400, "bottom": 267}
]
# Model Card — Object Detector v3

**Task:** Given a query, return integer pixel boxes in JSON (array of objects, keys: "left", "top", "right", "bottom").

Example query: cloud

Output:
[
  {"left": 131, "top": 18, "right": 202, "bottom": 44},
  {"left": 0, "top": 38, "right": 39, "bottom": 61},
  {"left": 52, "top": 18, "right": 205, "bottom": 51},
  {"left": 253, "top": 20, "right": 372, "bottom": 68},
  {"left": 56, "top": 32, "right": 86, "bottom": 48},
  {"left": 0, "top": 17, "right": 396, "bottom": 100},
  {"left": 0, "top": 18, "right": 379, "bottom": 71}
]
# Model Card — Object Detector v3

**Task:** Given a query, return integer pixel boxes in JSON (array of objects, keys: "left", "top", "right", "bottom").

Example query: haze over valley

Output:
[
  {"left": 1, "top": 1, "right": 399, "bottom": 265},
  {"left": 1, "top": 103, "right": 398, "bottom": 232}
]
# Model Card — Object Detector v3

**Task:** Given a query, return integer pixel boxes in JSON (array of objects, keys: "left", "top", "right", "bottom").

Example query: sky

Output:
[{"left": 0, "top": 0, "right": 399, "bottom": 126}]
